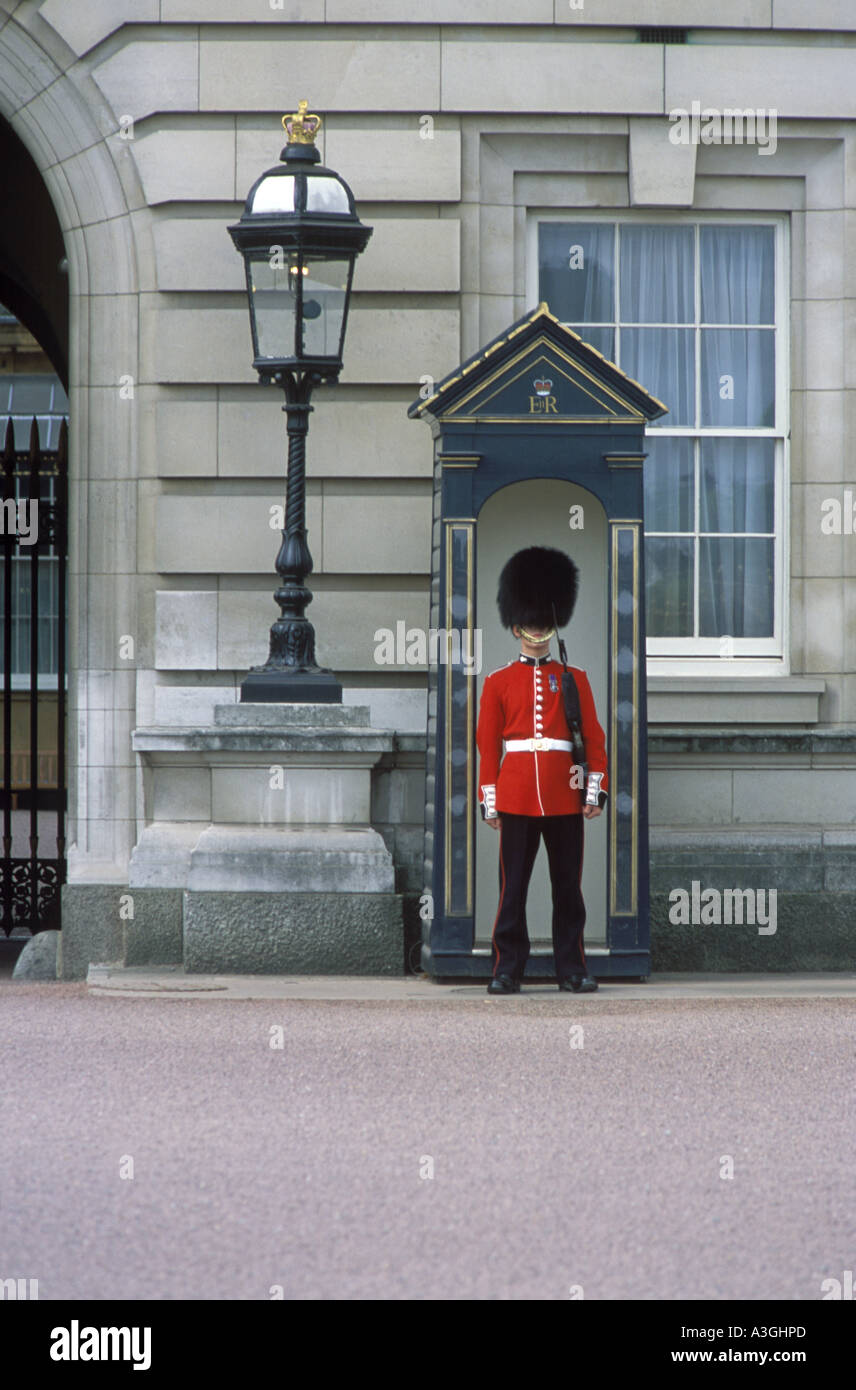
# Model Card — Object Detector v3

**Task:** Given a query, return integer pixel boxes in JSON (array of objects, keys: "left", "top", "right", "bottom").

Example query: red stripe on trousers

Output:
[{"left": 490, "top": 822, "right": 507, "bottom": 978}]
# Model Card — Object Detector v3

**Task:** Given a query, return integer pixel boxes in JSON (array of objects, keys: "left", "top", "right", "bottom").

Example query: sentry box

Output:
[{"left": 408, "top": 304, "right": 666, "bottom": 982}]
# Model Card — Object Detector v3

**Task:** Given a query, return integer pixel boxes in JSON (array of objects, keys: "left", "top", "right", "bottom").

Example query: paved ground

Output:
[
  {"left": 85, "top": 963, "right": 856, "bottom": 1001},
  {"left": 2, "top": 972, "right": 855, "bottom": 1300}
]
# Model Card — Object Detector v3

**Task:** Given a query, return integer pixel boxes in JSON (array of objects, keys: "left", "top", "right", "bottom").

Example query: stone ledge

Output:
[
  {"left": 213, "top": 702, "right": 371, "bottom": 727},
  {"left": 649, "top": 727, "right": 856, "bottom": 756},
  {"left": 653, "top": 825, "right": 856, "bottom": 847},
  {"left": 651, "top": 826, "right": 856, "bottom": 892},
  {"left": 391, "top": 734, "right": 428, "bottom": 755},
  {"left": 131, "top": 728, "right": 395, "bottom": 754},
  {"left": 648, "top": 677, "right": 825, "bottom": 725},
  {"left": 129, "top": 824, "right": 397, "bottom": 893}
]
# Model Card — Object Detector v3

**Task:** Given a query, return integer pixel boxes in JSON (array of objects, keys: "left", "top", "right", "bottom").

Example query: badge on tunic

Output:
[{"left": 549, "top": 674, "right": 558, "bottom": 692}]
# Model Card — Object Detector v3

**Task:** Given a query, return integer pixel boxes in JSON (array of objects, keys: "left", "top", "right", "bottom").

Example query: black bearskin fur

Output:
[{"left": 497, "top": 546, "right": 579, "bottom": 630}]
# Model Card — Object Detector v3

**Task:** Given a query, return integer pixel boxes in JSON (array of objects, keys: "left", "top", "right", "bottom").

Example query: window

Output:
[
  {"left": 0, "top": 373, "right": 68, "bottom": 688},
  {"left": 0, "top": 373, "right": 69, "bottom": 449},
  {"left": 534, "top": 215, "right": 787, "bottom": 669}
]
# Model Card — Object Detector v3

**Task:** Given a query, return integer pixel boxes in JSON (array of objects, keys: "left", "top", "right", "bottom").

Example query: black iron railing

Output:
[{"left": 1, "top": 416, "right": 67, "bottom": 935}]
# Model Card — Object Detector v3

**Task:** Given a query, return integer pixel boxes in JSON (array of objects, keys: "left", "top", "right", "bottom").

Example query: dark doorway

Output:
[{"left": 0, "top": 116, "right": 69, "bottom": 951}]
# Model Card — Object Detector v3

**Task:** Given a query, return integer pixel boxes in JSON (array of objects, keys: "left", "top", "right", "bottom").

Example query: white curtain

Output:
[
  {"left": 700, "top": 226, "right": 775, "bottom": 325},
  {"left": 622, "top": 327, "right": 695, "bottom": 426},
  {"left": 620, "top": 225, "right": 694, "bottom": 322},
  {"left": 700, "top": 328, "right": 775, "bottom": 427},
  {"left": 698, "top": 538, "right": 774, "bottom": 636},
  {"left": 698, "top": 439, "right": 775, "bottom": 637}
]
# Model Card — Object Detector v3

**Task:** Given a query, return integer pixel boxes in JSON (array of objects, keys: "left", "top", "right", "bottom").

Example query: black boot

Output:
[{"left": 487, "top": 974, "right": 520, "bottom": 995}]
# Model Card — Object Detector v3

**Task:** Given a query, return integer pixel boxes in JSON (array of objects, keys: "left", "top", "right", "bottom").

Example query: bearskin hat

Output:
[{"left": 497, "top": 546, "right": 579, "bottom": 630}]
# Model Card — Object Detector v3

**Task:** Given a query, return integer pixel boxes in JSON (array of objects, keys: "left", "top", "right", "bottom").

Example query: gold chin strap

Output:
[{"left": 519, "top": 627, "right": 555, "bottom": 644}]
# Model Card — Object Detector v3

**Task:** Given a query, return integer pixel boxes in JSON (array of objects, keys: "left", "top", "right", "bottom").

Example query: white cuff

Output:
[
  {"left": 584, "top": 772, "right": 604, "bottom": 807},
  {"left": 481, "top": 784, "right": 497, "bottom": 818}
]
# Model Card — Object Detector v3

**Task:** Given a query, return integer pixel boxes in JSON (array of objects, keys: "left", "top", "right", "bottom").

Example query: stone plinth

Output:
[{"left": 121, "top": 703, "right": 405, "bottom": 974}]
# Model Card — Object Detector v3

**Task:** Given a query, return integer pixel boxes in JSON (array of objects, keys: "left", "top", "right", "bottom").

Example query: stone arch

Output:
[{"left": 0, "top": 8, "right": 149, "bottom": 884}]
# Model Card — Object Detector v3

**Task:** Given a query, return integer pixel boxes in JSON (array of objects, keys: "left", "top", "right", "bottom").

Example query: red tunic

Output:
[{"left": 476, "top": 655, "right": 608, "bottom": 817}]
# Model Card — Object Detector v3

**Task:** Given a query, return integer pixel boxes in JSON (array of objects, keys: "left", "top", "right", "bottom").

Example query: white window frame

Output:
[{"left": 527, "top": 210, "right": 790, "bottom": 677}]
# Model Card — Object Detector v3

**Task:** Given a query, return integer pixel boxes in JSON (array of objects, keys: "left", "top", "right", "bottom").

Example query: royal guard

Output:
[{"left": 477, "top": 546, "right": 608, "bottom": 995}]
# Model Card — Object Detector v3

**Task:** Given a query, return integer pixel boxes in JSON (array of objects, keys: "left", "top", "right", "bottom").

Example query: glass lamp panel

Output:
[
  {"left": 299, "top": 257, "right": 350, "bottom": 359},
  {"left": 305, "top": 177, "right": 350, "bottom": 214},
  {"left": 250, "top": 174, "right": 296, "bottom": 213},
  {"left": 247, "top": 251, "right": 300, "bottom": 360}
]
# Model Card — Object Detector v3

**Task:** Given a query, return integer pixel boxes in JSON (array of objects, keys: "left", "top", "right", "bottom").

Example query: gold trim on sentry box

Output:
[
  {"left": 445, "top": 336, "right": 648, "bottom": 421},
  {"left": 413, "top": 301, "right": 668, "bottom": 418},
  {"left": 457, "top": 353, "right": 624, "bottom": 419},
  {"left": 444, "top": 415, "right": 645, "bottom": 425},
  {"left": 444, "top": 521, "right": 475, "bottom": 918},
  {"left": 609, "top": 522, "right": 639, "bottom": 919}
]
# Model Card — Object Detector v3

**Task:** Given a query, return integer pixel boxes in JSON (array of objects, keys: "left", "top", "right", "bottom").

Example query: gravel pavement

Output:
[{"left": 1, "top": 979, "right": 855, "bottom": 1301}]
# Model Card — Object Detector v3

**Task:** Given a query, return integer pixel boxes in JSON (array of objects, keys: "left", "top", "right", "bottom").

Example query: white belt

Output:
[{"left": 505, "top": 738, "right": 572, "bottom": 752}]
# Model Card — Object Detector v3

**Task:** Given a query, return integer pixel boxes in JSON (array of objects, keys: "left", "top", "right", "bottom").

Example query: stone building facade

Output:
[{"left": 1, "top": 0, "right": 855, "bottom": 974}]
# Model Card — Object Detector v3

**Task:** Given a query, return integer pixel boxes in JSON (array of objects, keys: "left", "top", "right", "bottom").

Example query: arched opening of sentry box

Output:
[{"left": 474, "top": 478, "right": 608, "bottom": 960}]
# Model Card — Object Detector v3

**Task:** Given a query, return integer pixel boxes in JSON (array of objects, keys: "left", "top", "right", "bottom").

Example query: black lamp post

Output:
[{"left": 228, "top": 100, "right": 372, "bottom": 702}]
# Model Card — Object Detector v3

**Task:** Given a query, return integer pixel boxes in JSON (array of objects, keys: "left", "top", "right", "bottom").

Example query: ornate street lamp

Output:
[{"left": 228, "top": 100, "right": 372, "bottom": 701}]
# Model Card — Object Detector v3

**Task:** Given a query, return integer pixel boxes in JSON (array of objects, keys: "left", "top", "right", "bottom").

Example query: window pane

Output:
[
  {"left": 538, "top": 223, "right": 614, "bottom": 324},
  {"left": 568, "top": 325, "right": 615, "bottom": 360},
  {"left": 644, "top": 437, "right": 694, "bottom": 532},
  {"left": 0, "top": 558, "right": 59, "bottom": 676},
  {"left": 700, "top": 439, "right": 775, "bottom": 534},
  {"left": 700, "top": 329, "right": 775, "bottom": 427},
  {"left": 8, "top": 376, "right": 55, "bottom": 414},
  {"left": 645, "top": 537, "right": 694, "bottom": 636},
  {"left": 699, "top": 538, "right": 774, "bottom": 637},
  {"left": 620, "top": 225, "right": 694, "bottom": 323},
  {"left": 700, "top": 226, "right": 775, "bottom": 324},
  {"left": 621, "top": 328, "right": 694, "bottom": 426}
]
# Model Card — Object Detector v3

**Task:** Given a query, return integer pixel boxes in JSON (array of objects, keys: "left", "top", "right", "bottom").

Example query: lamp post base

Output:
[{"left": 239, "top": 668, "right": 343, "bottom": 703}]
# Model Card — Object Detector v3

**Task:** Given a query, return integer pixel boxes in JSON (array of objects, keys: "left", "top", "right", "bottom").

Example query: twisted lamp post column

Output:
[{"left": 241, "top": 368, "right": 341, "bottom": 700}]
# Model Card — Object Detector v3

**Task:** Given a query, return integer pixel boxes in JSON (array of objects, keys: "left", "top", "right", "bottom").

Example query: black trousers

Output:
[{"left": 491, "top": 812, "right": 587, "bottom": 982}]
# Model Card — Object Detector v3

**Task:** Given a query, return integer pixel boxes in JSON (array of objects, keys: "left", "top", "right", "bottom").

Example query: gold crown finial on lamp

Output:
[{"left": 282, "top": 100, "right": 322, "bottom": 145}]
